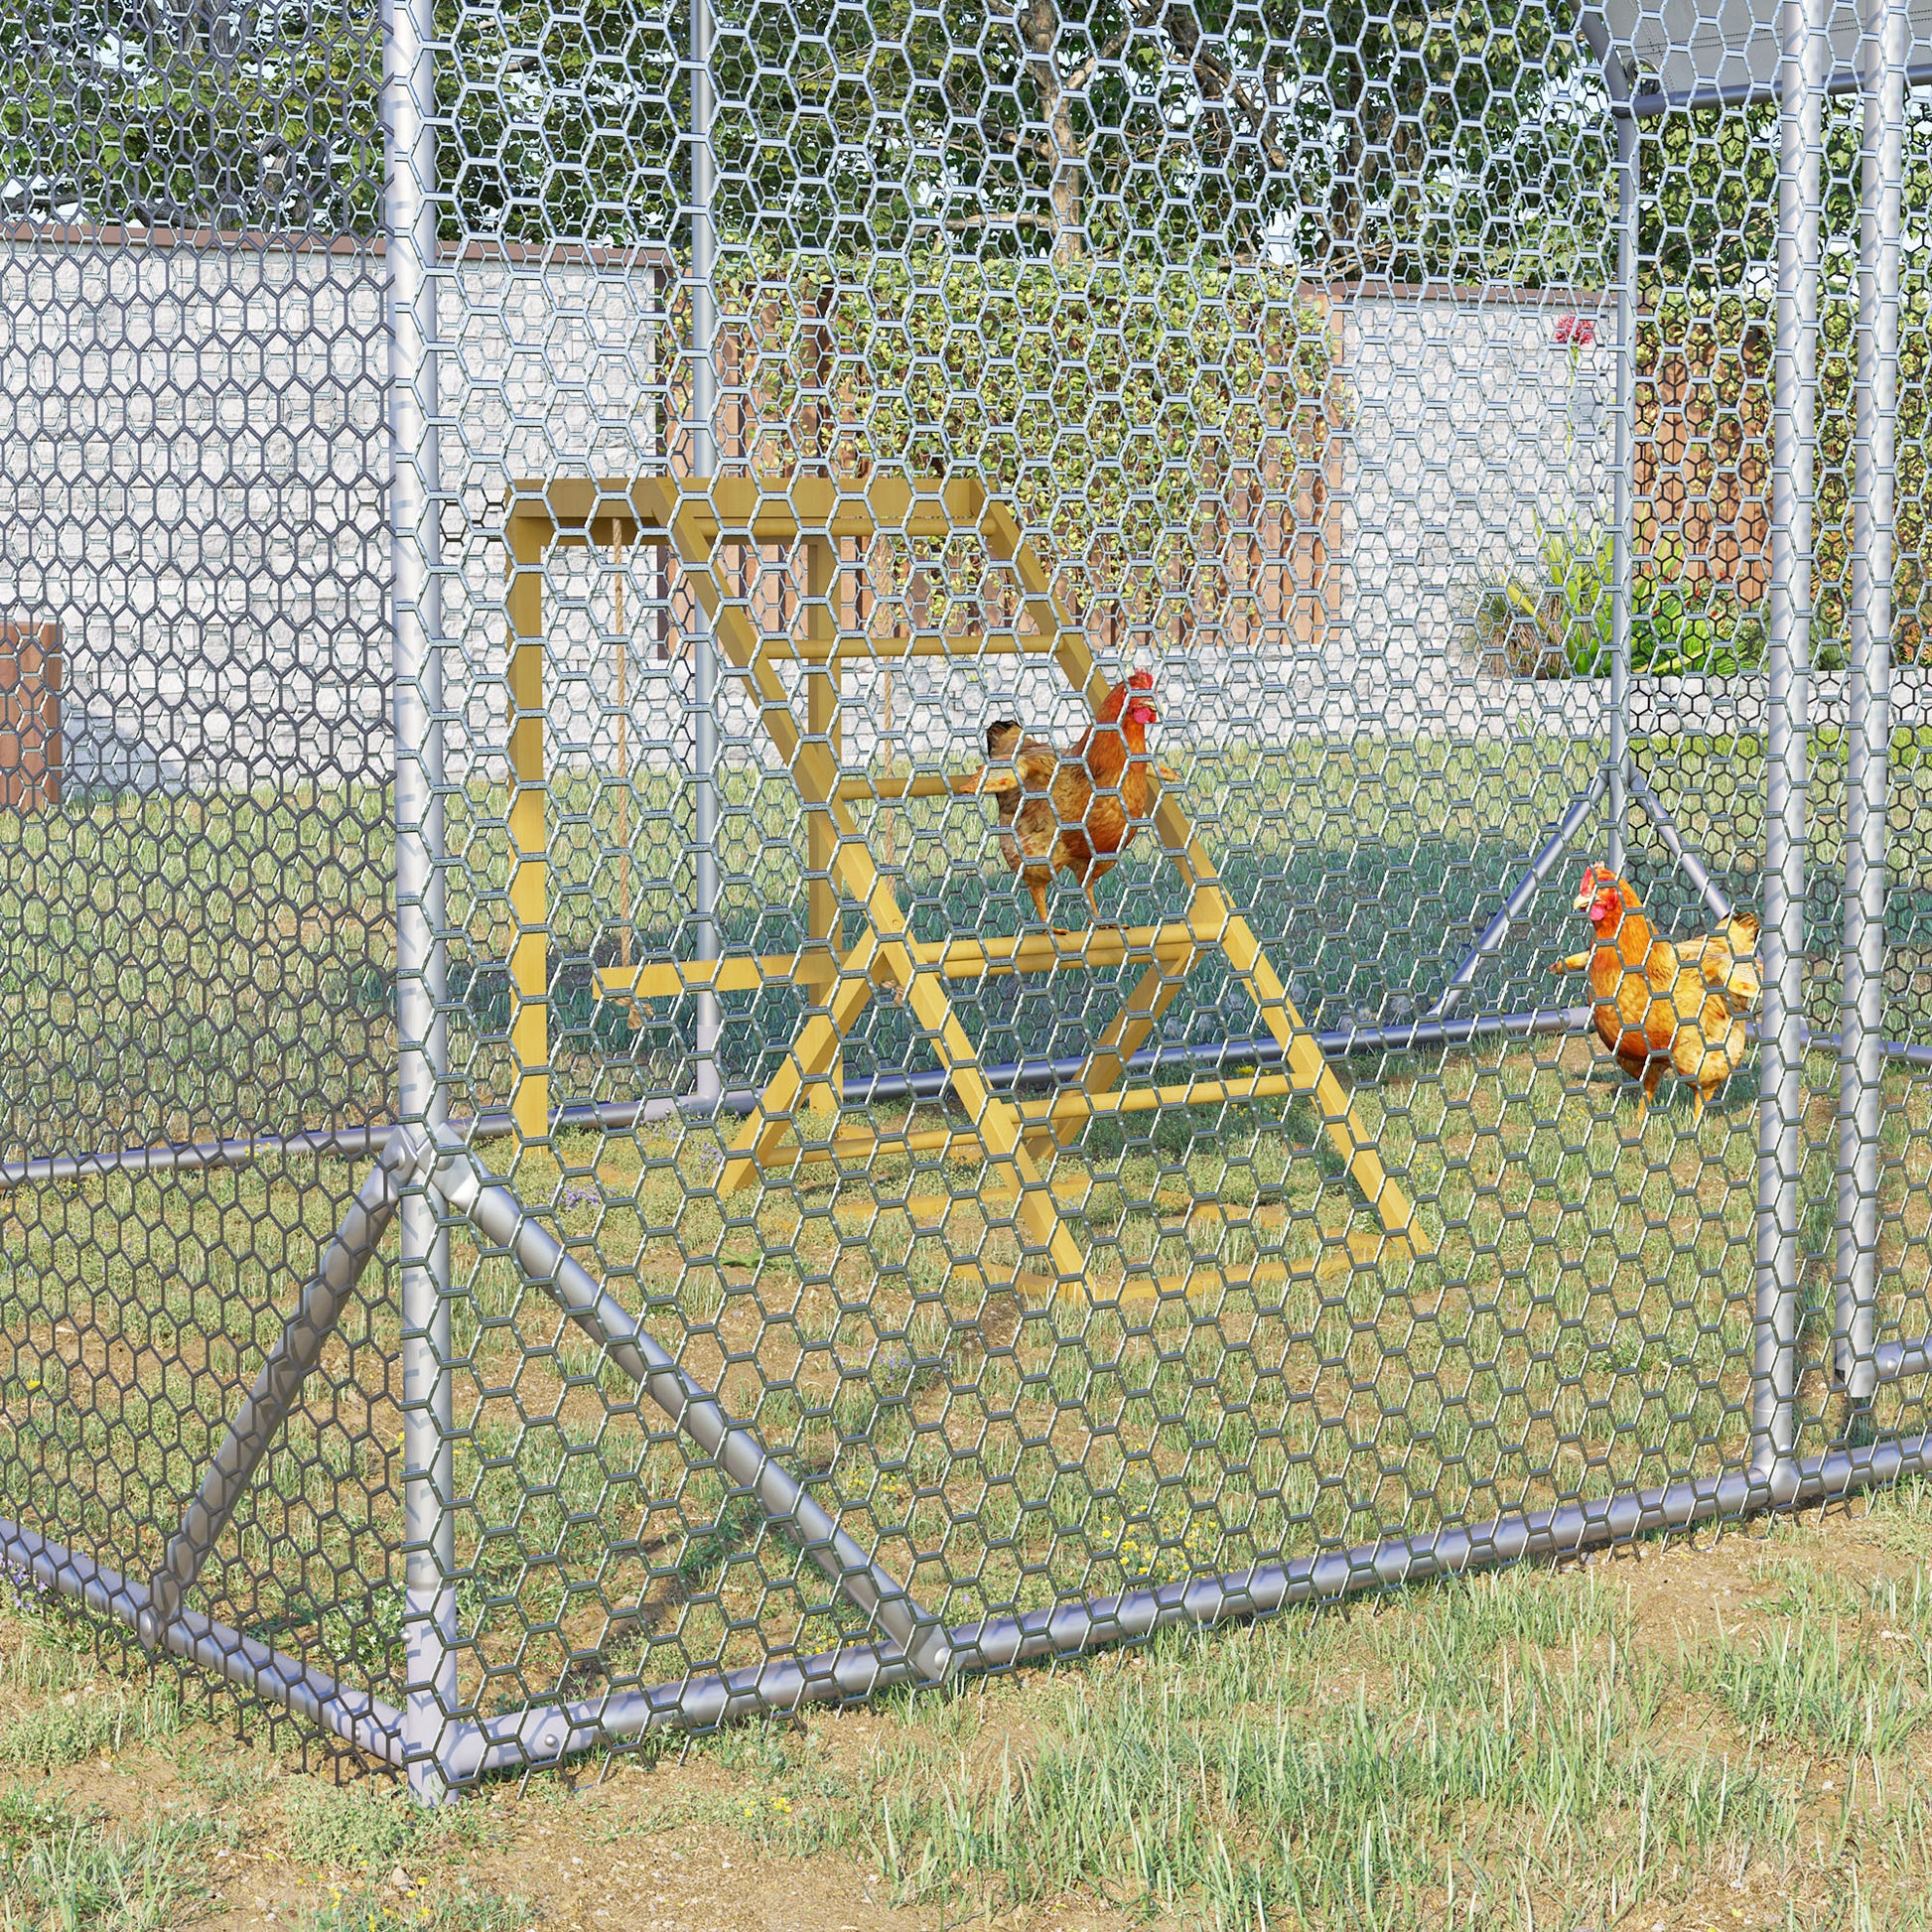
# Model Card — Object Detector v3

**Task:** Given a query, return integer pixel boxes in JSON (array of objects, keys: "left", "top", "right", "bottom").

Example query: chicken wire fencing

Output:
[{"left": 2, "top": 0, "right": 1931, "bottom": 1799}]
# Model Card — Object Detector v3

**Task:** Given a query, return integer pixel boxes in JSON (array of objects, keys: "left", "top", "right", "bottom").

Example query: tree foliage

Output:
[
  {"left": 0, "top": 0, "right": 381, "bottom": 229},
  {"left": 0, "top": 0, "right": 1615, "bottom": 284}
]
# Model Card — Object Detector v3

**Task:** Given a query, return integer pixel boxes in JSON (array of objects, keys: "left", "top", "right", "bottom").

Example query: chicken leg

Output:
[
  {"left": 1636, "top": 1054, "right": 1664, "bottom": 1128},
  {"left": 1024, "top": 872, "right": 1079, "bottom": 935}
]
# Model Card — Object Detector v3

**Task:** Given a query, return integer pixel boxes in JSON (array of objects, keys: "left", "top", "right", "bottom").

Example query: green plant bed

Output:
[{"left": 1476, "top": 522, "right": 1769, "bottom": 679}]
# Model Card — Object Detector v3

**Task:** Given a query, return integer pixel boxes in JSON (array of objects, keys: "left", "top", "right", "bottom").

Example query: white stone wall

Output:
[
  {"left": 17, "top": 242, "right": 1901, "bottom": 800},
  {"left": 1322, "top": 291, "right": 1615, "bottom": 744},
  {"left": 0, "top": 232, "right": 673, "bottom": 792}
]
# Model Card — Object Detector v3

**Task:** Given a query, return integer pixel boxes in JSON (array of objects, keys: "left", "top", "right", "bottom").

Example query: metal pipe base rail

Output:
[
  {"left": 13, "top": 1006, "right": 1928, "bottom": 1198},
  {"left": 20, "top": 1094, "right": 1930, "bottom": 1792},
  {"left": 37, "top": 1413, "right": 1924, "bottom": 1785}
]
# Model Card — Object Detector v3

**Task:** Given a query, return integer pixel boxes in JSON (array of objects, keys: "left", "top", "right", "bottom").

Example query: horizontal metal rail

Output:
[
  {"left": 1798, "top": 1025, "right": 1932, "bottom": 1071},
  {"left": 0, "top": 1516, "right": 403, "bottom": 1765},
  {"left": 0, "top": 1096, "right": 759, "bottom": 1191},
  {"left": 1850, "top": 1337, "right": 1932, "bottom": 1385},
  {"left": 0, "top": 1012, "right": 1596, "bottom": 1190},
  {"left": 7, "top": 1009, "right": 1924, "bottom": 1198},
  {"left": 447, "top": 1423, "right": 1932, "bottom": 1775},
  {"left": 1631, "top": 54, "right": 1932, "bottom": 120},
  {"left": 849, "top": 1008, "right": 1602, "bottom": 1105}
]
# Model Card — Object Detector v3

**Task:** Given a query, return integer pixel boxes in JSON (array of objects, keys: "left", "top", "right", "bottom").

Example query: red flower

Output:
[{"left": 1555, "top": 315, "right": 1596, "bottom": 346}]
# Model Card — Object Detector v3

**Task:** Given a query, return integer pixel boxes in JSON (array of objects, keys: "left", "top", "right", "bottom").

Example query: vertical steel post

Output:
[
  {"left": 689, "top": 0, "right": 722, "bottom": 1110},
  {"left": 803, "top": 535, "right": 843, "bottom": 1114},
  {"left": 382, "top": 0, "right": 459, "bottom": 1800},
  {"left": 1835, "top": 0, "right": 1907, "bottom": 1416},
  {"left": 1757, "top": 0, "right": 1829, "bottom": 1495},
  {"left": 1607, "top": 101, "right": 1638, "bottom": 877}
]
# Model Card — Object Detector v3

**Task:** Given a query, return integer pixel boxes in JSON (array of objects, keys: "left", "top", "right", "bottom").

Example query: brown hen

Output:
[
  {"left": 1657, "top": 910, "right": 1763, "bottom": 1117},
  {"left": 976, "top": 670, "right": 1165, "bottom": 929},
  {"left": 1550, "top": 866, "right": 1762, "bottom": 1121}
]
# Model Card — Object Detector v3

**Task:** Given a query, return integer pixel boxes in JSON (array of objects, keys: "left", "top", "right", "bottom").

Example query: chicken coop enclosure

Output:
[{"left": 4, "top": 0, "right": 1932, "bottom": 1798}]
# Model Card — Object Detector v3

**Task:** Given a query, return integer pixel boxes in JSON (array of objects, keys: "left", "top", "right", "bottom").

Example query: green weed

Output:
[
  {"left": 303, "top": 1878, "right": 533, "bottom": 1932},
  {"left": 1695, "top": 1617, "right": 1932, "bottom": 1756},
  {"left": 0, "top": 1783, "right": 223, "bottom": 1931},
  {"left": 0, "top": 1682, "right": 182, "bottom": 1771},
  {"left": 283, "top": 1781, "right": 493, "bottom": 1875}
]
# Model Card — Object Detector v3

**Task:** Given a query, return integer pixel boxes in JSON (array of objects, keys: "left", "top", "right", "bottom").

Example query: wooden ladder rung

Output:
[
  {"left": 596, "top": 948, "right": 846, "bottom": 1003},
  {"left": 751, "top": 1068, "right": 1306, "bottom": 1166},
  {"left": 835, "top": 762, "right": 1179, "bottom": 804},
  {"left": 912, "top": 920, "right": 1205, "bottom": 977},
  {"left": 597, "top": 920, "right": 1211, "bottom": 1003},
  {"left": 1016, "top": 1069, "right": 1302, "bottom": 1127},
  {"left": 769, "top": 1124, "right": 977, "bottom": 1167},
  {"left": 834, "top": 770, "right": 1000, "bottom": 802}
]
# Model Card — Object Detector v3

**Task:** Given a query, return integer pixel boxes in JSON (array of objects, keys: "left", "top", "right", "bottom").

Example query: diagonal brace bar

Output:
[
  {"left": 9, "top": 1515, "right": 405, "bottom": 1764},
  {"left": 435, "top": 1145, "right": 952, "bottom": 1682},
  {"left": 139, "top": 1131, "right": 426, "bottom": 1652},
  {"left": 1626, "top": 764, "right": 1736, "bottom": 924},
  {"left": 1430, "top": 763, "right": 1610, "bottom": 1020}
]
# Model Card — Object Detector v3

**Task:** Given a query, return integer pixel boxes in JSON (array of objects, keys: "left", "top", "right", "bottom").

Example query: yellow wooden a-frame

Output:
[{"left": 502, "top": 474, "right": 1428, "bottom": 1299}]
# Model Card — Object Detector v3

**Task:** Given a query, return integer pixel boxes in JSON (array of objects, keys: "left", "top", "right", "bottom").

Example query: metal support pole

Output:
[
  {"left": 1429, "top": 764, "right": 1609, "bottom": 1019},
  {"left": 1625, "top": 765, "right": 1736, "bottom": 923},
  {"left": 1607, "top": 99, "right": 1638, "bottom": 877},
  {"left": 383, "top": 0, "right": 460, "bottom": 1802},
  {"left": 1756, "top": 0, "right": 1828, "bottom": 1496},
  {"left": 689, "top": 0, "right": 723, "bottom": 1111},
  {"left": 1835, "top": 0, "right": 1906, "bottom": 1415}
]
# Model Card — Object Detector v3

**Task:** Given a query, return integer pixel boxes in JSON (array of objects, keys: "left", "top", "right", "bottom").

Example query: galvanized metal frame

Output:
[
  {"left": 3, "top": 0, "right": 1923, "bottom": 1803},
  {"left": 1436, "top": 15, "right": 1727, "bottom": 1021},
  {"left": 381, "top": 0, "right": 462, "bottom": 1800},
  {"left": 1753, "top": 0, "right": 1830, "bottom": 1498},
  {"left": 686, "top": 0, "right": 724, "bottom": 1120}
]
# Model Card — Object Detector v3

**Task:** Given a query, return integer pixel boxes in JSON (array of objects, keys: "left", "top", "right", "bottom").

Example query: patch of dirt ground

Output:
[{"left": 7, "top": 1496, "right": 1932, "bottom": 1931}]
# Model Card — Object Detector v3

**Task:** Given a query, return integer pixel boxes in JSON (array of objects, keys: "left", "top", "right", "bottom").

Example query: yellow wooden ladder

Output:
[{"left": 501, "top": 473, "right": 1430, "bottom": 1299}]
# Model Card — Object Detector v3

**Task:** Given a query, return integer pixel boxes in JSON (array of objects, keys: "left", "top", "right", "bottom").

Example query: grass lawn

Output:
[
  {"left": 6, "top": 731, "right": 1932, "bottom": 1925},
  {"left": 6, "top": 1488, "right": 1932, "bottom": 1929},
  {"left": 8, "top": 1022, "right": 1932, "bottom": 1732}
]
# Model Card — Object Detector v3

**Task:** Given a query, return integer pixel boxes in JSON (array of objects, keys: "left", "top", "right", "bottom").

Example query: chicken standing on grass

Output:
[
  {"left": 1550, "top": 865, "right": 1763, "bottom": 1123},
  {"left": 975, "top": 670, "right": 1168, "bottom": 931}
]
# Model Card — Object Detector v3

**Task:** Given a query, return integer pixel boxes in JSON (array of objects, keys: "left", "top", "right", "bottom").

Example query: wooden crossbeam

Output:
[
  {"left": 970, "top": 494, "right": 1430, "bottom": 1254},
  {"left": 762, "top": 1067, "right": 1324, "bottom": 1166},
  {"left": 505, "top": 474, "right": 984, "bottom": 553},
  {"left": 760, "top": 1065, "right": 1305, "bottom": 1160},
  {"left": 639, "top": 477, "right": 1090, "bottom": 1288}
]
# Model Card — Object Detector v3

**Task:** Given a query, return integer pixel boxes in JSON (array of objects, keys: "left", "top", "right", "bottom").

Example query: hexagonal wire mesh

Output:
[{"left": 3, "top": 0, "right": 1930, "bottom": 1797}]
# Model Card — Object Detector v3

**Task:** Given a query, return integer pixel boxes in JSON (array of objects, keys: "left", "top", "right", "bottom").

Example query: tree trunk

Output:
[{"left": 1017, "top": 0, "right": 1082, "bottom": 264}]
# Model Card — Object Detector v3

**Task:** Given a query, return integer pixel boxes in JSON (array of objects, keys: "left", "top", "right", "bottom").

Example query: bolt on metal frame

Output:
[{"left": 1, "top": 0, "right": 1928, "bottom": 1803}]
